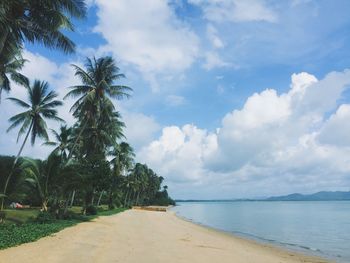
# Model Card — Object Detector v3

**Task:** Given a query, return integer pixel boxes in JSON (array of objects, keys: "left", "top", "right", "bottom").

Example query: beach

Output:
[{"left": 0, "top": 209, "right": 330, "bottom": 263}]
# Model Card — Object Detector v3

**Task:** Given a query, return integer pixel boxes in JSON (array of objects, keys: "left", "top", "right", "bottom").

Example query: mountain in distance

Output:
[
  {"left": 175, "top": 191, "right": 350, "bottom": 202},
  {"left": 264, "top": 191, "right": 350, "bottom": 201}
]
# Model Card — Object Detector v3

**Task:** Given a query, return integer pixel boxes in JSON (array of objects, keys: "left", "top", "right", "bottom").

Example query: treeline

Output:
[
  {"left": 0, "top": 1, "right": 174, "bottom": 217},
  {"left": 0, "top": 155, "right": 174, "bottom": 215}
]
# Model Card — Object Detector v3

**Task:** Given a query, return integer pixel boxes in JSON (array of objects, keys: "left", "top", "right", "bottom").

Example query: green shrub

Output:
[
  {"left": 35, "top": 212, "right": 56, "bottom": 224},
  {"left": 0, "top": 221, "right": 77, "bottom": 250},
  {"left": 0, "top": 207, "right": 127, "bottom": 250},
  {"left": 85, "top": 205, "right": 97, "bottom": 215}
]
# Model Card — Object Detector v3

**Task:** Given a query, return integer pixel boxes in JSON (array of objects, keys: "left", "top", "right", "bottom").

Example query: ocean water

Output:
[{"left": 172, "top": 201, "right": 350, "bottom": 262}]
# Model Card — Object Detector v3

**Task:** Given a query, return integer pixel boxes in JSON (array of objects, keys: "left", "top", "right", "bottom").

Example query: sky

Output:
[{"left": 1, "top": 0, "right": 350, "bottom": 199}]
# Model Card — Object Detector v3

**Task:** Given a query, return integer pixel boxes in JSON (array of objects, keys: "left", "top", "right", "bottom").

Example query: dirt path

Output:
[{"left": 0, "top": 210, "right": 330, "bottom": 263}]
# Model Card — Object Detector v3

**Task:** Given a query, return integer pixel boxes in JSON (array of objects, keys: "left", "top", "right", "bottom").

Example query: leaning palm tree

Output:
[
  {"left": 64, "top": 56, "right": 132, "bottom": 159},
  {"left": 0, "top": 0, "right": 86, "bottom": 56},
  {"left": 1, "top": 80, "right": 63, "bottom": 210}
]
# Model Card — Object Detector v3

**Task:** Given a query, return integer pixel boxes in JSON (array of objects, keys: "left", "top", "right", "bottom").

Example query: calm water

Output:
[{"left": 172, "top": 201, "right": 350, "bottom": 262}]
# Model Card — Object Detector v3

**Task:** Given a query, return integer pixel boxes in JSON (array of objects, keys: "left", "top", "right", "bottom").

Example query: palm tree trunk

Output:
[
  {"left": 63, "top": 193, "right": 71, "bottom": 215},
  {"left": 41, "top": 199, "right": 48, "bottom": 212},
  {"left": 127, "top": 191, "right": 132, "bottom": 207},
  {"left": 1, "top": 121, "right": 33, "bottom": 210},
  {"left": 91, "top": 192, "right": 95, "bottom": 206},
  {"left": 67, "top": 120, "right": 89, "bottom": 161},
  {"left": 70, "top": 190, "right": 76, "bottom": 207},
  {"left": 136, "top": 191, "right": 141, "bottom": 206},
  {"left": 130, "top": 191, "right": 136, "bottom": 206},
  {"left": 107, "top": 189, "right": 113, "bottom": 209},
  {"left": 123, "top": 189, "right": 129, "bottom": 207},
  {"left": 97, "top": 191, "right": 103, "bottom": 207}
]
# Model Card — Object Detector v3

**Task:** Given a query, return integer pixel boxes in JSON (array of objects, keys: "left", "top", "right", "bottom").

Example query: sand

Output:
[{"left": 0, "top": 209, "right": 330, "bottom": 263}]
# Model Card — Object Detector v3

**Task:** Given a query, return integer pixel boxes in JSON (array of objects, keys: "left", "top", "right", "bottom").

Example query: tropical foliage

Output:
[{"left": 0, "top": 1, "right": 174, "bottom": 223}]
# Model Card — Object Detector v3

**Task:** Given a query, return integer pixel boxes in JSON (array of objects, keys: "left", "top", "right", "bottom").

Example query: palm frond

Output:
[{"left": 7, "top": 97, "right": 30, "bottom": 108}]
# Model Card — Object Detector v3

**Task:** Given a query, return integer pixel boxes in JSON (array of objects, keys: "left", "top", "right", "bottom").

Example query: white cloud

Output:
[
  {"left": 138, "top": 70, "right": 350, "bottom": 198},
  {"left": 138, "top": 125, "right": 217, "bottom": 183},
  {"left": 93, "top": 0, "right": 200, "bottom": 90},
  {"left": 203, "top": 51, "right": 231, "bottom": 70},
  {"left": 165, "top": 95, "right": 186, "bottom": 107},
  {"left": 122, "top": 111, "right": 161, "bottom": 150},
  {"left": 190, "top": 0, "right": 278, "bottom": 23},
  {"left": 206, "top": 24, "right": 224, "bottom": 49},
  {"left": 317, "top": 104, "right": 350, "bottom": 147}
]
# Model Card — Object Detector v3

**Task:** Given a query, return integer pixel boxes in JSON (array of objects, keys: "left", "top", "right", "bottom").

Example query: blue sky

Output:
[{"left": 1, "top": 0, "right": 350, "bottom": 199}]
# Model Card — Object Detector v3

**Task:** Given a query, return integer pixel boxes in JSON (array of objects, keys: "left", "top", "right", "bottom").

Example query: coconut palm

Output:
[
  {"left": 0, "top": 48, "right": 28, "bottom": 101},
  {"left": 0, "top": 0, "right": 86, "bottom": 56},
  {"left": 1, "top": 80, "right": 63, "bottom": 210},
  {"left": 108, "top": 142, "right": 134, "bottom": 208},
  {"left": 20, "top": 153, "right": 62, "bottom": 211},
  {"left": 44, "top": 125, "right": 73, "bottom": 160},
  {"left": 110, "top": 142, "right": 135, "bottom": 176},
  {"left": 81, "top": 100, "right": 126, "bottom": 157},
  {"left": 64, "top": 56, "right": 132, "bottom": 159}
]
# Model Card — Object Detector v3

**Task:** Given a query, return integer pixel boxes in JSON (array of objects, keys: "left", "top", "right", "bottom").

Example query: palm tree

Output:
[
  {"left": 64, "top": 56, "right": 132, "bottom": 159},
  {"left": 111, "top": 142, "right": 135, "bottom": 175},
  {"left": 0, "top": 48, "right": 28, "bottom": 101},
  {"left": 108, "top": 142, "right": 135, "bottom": 208},
  {"left": 20, "top": 153, "right": 62, "bottom": 211},
  {"left": 44, "top": 125, "right": 73, "bottom": 160},
  {"left": 81, "top": 103, "right": 125, "bottom": 157},
  {"left": 0, "top": 0, "right": 86, "bottom": 56},
  {"left": 1, "top": 80, "right": 63, "bottom": 210}
]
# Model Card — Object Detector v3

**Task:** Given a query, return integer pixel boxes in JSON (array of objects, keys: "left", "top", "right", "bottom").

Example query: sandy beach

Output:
[{"left": 0, "top": 209, "right": 330, "bottom": 263}]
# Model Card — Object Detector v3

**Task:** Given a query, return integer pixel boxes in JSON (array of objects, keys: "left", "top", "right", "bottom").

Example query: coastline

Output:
[
  {"left": 171, "top": 210, "right": 332, "bottom": 263},
  {"left": 0, "top": 209, "right": 331, "bottom": 263}
]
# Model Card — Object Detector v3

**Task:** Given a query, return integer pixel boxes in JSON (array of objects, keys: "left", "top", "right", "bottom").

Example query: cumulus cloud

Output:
[
  {"left": 189, "top": 0, "right": 278, "bottom": 23},
  {"left": 139, "top": 70, "right": 350, "bottom": 198},
  {"left": 93, "top": 0, "right": 199, "bottom": 90},
  {"left": 317, "top": 105, "right": 350, "bottom": 147},
  {"left": 122, "top": 111, "right": 161, "bottom": 150},
  {"left": 138, "top": 125, "right": 217, "bottom": 183}
]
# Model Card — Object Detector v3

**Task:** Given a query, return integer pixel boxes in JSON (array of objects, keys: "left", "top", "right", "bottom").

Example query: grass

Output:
[
  {"left": 0, "top": 207, "right": 127, "bottom": 250},
  {"left": 4, "top": 209, "right": 40, "bottom": 224}
]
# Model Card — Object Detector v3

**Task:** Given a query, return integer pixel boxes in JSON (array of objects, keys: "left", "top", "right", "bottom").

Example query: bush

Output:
[
  {"left": 35, "top": 212, "right": 56, "bottom": 224},
  {"left": 0, "top": 221, "right": 77, "bottom": 249},
  {"left": 62, "top": 211, "right": 89, "bottom": 221},
  {"left": 85, "top": 205, "right": 97, "bottom": 215}
]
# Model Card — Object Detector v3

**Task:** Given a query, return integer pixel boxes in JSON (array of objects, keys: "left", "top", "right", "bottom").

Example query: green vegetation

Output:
[
  {"left": 0, "top": 207, "right": 126, "bottom": 250},
  {"left": 0, "top": 1, "right": 86, "bottom": 99},
  {"left": 0, "top": 56, "right": 175, "bottom": 214},
  {"left": 0, "top": 220, "right": 77, "bottom": 250},
  {"left": 4, "top": 209, "right": 39, "bottom": 224},
  {"left": 0, "top": 1, "right": 175, "bottom": 236}
]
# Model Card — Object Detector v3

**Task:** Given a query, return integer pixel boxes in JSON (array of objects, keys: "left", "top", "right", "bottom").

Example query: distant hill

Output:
[{"left": 265, "top": 191, "right": 350, "bottom": 201}]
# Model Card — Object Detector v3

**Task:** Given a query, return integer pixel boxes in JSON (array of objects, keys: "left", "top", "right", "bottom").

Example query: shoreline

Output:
[
  {"left": 0, "top": 209, "right": 332, "bottom": 263},
  {"left": 172, "top": 210, "right": 332, "bottom": 263}
]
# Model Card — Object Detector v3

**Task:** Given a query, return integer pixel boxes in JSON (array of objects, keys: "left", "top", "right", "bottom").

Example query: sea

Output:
[{"left": 172, "top": 201, "right": 350, "bottom": 262}]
